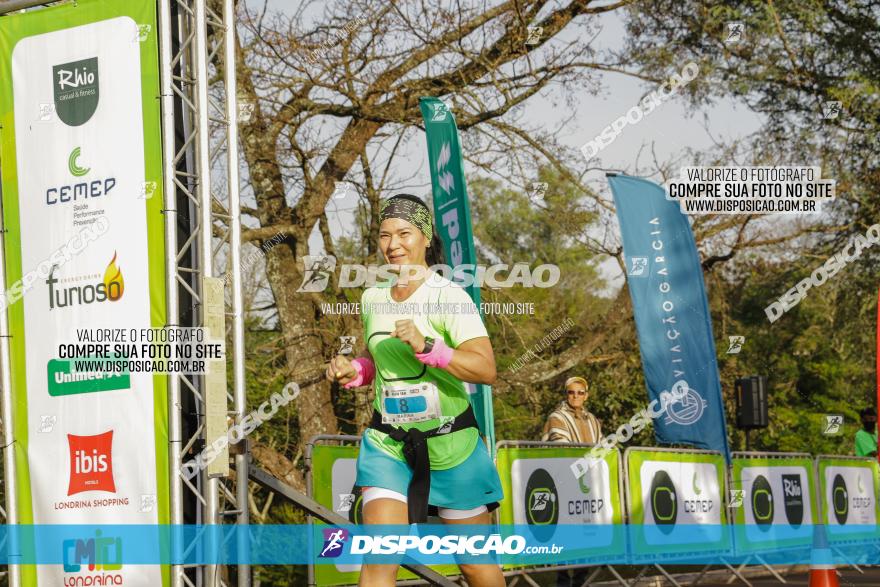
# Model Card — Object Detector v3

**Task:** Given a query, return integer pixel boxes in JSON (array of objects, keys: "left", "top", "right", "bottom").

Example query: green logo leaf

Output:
[
  {"left": 692, "top": 471, "right": 702, "bottom": 495},
  {"left": 68, "top": 147, "right": 90, "bottom": 177}
]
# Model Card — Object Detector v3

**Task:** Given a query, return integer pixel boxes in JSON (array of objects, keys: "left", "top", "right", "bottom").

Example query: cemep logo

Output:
[
  {"left": 53, "top": 57, "right": 99, "bottom": 126},
  {"left": 319, "top": 528, "right": 348, "bottom": 558},
  {"left": 650, "top": 470, "right": 677, "bottom": 533}
]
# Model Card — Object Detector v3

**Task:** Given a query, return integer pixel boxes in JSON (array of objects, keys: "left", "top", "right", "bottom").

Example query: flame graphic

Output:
[{"left": 103, "top": 252, "right": 124, "bottom": 301}]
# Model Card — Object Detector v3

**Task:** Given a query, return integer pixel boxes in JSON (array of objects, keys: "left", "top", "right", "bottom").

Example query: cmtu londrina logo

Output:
[{"left": 47, "top": 252, "right": 125, "bottom": 310}]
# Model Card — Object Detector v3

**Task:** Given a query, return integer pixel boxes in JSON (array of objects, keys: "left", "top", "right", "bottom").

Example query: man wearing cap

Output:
[
  {"left": 542, "top": 376, "right": 603, "bottom": 444},
  {"left": 855, "top": 407, "right": 877, "bottom": 458}
]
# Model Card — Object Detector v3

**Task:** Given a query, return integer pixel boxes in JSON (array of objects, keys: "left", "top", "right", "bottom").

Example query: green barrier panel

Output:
[
  {"left": 816, "top": 455, "right": 880, "bottom": 544},
  {"left": 495, "top": 443, "right": 625, "bottom": 569},
  {"left": 625, "top": 448, "right": 731, "bottom": 560},
  {"left": 310, "top": 441, "right": 459, "bottom": 586},
  {"left": 730, "top": 453, "right": 818, "bottom": 554}
]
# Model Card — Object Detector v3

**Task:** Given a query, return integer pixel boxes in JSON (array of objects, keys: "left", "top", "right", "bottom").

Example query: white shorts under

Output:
[{"left": 361, "top": 487, "right": 488, "bottom": 520}]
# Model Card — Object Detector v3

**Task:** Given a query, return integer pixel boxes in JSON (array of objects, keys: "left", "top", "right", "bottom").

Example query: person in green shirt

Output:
[
  {"left": 854, "top": 407, "right": 877, "bottom": 458},
  {"left": 325, "top": 194, "right": 504, "bottom": 587}
]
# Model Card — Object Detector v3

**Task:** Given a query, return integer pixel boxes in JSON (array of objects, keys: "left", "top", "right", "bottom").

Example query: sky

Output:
[{"left": 247, "top": 0, "right": 765, "bottom": 290}]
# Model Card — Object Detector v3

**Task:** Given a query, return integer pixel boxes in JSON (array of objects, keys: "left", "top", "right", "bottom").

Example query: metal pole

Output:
[
  {"left": 0, "top": 0, "right": 51, "bottom": 15},
  {"left": 0, "top": 159, "right": 22, "bottom": 587},
  {"left": 192, "top": 0, "right": 219, "bottom": 584},
  {"left": 223, "top": 0, "right": 250, "bottom": 584},
  {"left": 157, "top": 0, "right": 184, "bottom": 585}
]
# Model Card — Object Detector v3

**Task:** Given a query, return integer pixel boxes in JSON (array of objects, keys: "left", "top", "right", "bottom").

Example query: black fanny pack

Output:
[{"left": 368, "top": 404, "right": 479, "bottom": 523}]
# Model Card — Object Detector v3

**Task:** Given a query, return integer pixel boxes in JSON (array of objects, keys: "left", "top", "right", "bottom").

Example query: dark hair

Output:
[
  {"left": 861, "top": 407, "right": 877, "bottom": 418},
  {"left": 385, "top": 193, "right": 445, "bottom": 266}
]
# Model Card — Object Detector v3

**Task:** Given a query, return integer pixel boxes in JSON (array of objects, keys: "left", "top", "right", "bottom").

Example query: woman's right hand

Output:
[{"left": 326, "top": 354, "right": 358, "bottom": 386}]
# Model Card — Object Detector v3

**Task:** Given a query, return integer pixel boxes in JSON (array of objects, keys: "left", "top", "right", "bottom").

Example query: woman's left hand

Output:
[{"left": 390, "top": 319, "right": 426, "bottom": 353}]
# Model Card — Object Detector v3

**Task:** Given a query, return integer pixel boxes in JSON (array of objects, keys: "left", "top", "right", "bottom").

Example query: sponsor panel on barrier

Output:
[
  {"left": 625, "top": 448, "right": 731, "bottom": 559},
  {"left": 0, "top": 0, "right": 168, "bottom": 584},
  {"left": 730, "top": 454, "right": 817, "bottom": 554},
  {"left": 495, "top": 444, "right": 625, "bottom": 567},
  {"left": 817, "top": 456, "right": 880, "bottom": 542}
]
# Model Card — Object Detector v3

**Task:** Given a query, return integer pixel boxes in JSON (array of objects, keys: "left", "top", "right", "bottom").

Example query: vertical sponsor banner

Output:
[
  {"left": 608, "top": 174, "right": 730, "bottom": 458},
  {"left": 729, "top": 454, "right": 817, "bottom": 555},
  {"left": 0, "top": 0, "right": 168, "bottom": 585},
  {"left": 816, "top": 456, "right": 880, "bottom": 543},
  {"left": 495, "top": 445, "right": 625, "bottom": 568},
  {"left": 418, "top": 97, "right": 494, "bottom": 450},
  {"left": 310, "top": 443, "right": 457, "bottom": 585},
  {"left": 625, "top": 448, "right": 731, "bottom": 560}
]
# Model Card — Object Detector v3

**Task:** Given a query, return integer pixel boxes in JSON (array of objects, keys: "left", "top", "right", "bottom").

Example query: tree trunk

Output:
[{"left": 264, "top": 238, "right": 340, "bottom": 446}]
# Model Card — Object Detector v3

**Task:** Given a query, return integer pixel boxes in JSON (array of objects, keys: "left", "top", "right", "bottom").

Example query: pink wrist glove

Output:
[
  {"left": 343, "top": 357, "right": 375, "bottom": 389},
  {"left": 415, "top": 339, "right": 454, "bottom": 368}
]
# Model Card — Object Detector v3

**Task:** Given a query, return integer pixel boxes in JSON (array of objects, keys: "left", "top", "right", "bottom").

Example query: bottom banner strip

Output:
[{"left": 0, "top": 524, "right": 878, "bottom": 565}]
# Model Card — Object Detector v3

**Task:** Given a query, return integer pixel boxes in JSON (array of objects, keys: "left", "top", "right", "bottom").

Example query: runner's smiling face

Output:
[{"left": 379, "top": 217, "right": 429, "bottom": 269}]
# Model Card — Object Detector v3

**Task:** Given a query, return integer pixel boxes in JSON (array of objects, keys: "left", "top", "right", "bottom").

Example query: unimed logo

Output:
[{"left": 68, "top": 431, "right": 115, "bottom": 496}]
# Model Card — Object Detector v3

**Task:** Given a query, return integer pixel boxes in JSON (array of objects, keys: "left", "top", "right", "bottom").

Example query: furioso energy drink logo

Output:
[
  {"left": 319, "top": 528, "right": 348, "bottom": 558},
  {"left": 781, "top": 474, "right": 804, "bottom": 526},
  {"left": 751, "top": 475, "right": 773, "bottom": 530},
  {"left": 47, "top": 253, "right": 124, "bottom": 310},
  {"left": 832, "top": 474, "right": 848, "bottom": 525},
  {"left": 53, "top": 57, "right": 99, "bottom": 126},
  {"left": 650, "top": 470, "right": 677, "bottom": 532},
  {"left": 68, "top": 431, "right": 115, "bottom": 495}
]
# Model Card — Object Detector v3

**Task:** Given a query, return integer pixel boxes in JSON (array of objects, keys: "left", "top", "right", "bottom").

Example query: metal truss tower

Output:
[{"left": 157, "top": 0, "right": 249, "bottom": 585}]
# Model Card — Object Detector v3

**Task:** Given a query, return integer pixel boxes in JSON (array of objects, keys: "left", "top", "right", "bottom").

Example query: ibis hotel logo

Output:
[
  {"left": 67, "top": 431, "right": 115, "bottom": 496},
  {"left": 53, "top": 57, "right": 99, "bottom": 126},
  {"left": 649, "top": 470, "right": 677, "bottom": 532},
  {"left": 47, "top": 252, "right": 125, "bottom": 310}
]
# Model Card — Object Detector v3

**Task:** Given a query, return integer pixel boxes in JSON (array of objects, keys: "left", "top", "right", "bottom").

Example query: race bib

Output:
[{"left": 381, "top": 382, "right": 442, "bottom": 424}]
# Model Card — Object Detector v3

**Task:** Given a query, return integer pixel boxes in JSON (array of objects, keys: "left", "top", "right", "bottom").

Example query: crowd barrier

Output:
[{"left": 306, "top": 435, "right": 880, "bottom": 586}]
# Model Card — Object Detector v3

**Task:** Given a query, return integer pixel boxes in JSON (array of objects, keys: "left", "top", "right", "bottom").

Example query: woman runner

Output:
[{"left": 325, "top": 194, "right": 505, "bottom": 587}]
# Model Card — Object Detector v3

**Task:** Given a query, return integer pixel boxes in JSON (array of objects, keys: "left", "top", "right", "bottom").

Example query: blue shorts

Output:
[{"left": 355, "top": 431, "right": 504, "bottom": 511}]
